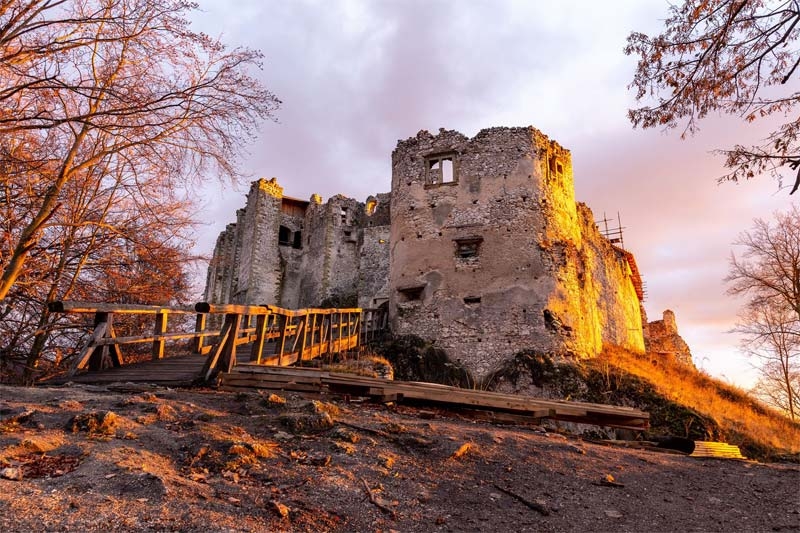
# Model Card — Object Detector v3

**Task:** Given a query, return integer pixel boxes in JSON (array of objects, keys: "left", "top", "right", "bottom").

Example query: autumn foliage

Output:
[
  {"left": 0, "top": 0, "right": 279, "bottom": 381},
  {"left": 627, "top": 0, "right": 800, "bottom": 191}
]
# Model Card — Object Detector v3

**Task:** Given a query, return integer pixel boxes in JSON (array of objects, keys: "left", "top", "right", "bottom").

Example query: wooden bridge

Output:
[
  {"left": 46, "top": 301, "right": 387, "bottom": 385},
  {"left": 45, "top": 300, "right": 650, "bottom": 430}
]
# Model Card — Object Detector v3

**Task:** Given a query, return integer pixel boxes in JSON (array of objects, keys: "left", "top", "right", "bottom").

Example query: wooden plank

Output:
[
  {"left": 691, "top": 441, "right": 745, "bottom": 459},
  {"left": 95, "top": 331, "right": 216, "bottom": 346},
  {"left": 223, "top": 365, "right": 649, "bottom": 429},
  {"left": 220, "top": 378, "right": 325, "bottom": 393},
  {"left": 68, "top": 319, "right": 109, "bottom": 376},
  {"left": 201, "top": 317, "right": 234, "bottom": 381},
  {"left": 233, "top": 366, "right": 643, "bottom": 418},
  {"left": 266, "top": 305, "right": 362, "bottom": 317}
]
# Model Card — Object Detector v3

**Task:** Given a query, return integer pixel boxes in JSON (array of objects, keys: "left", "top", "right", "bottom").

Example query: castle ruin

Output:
[{"left": 205, "top": 126, "right": 675, "bottom": 378}]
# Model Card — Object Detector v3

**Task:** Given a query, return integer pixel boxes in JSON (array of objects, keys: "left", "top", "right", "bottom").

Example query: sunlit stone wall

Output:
[{"left": 388, "top": 127, "right": 645, "bottom": 378}]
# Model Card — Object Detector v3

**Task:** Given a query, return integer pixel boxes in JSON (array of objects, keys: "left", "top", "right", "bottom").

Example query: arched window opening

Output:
[{"left": 278, "top": 225, "right": 291, "bottom": 246}]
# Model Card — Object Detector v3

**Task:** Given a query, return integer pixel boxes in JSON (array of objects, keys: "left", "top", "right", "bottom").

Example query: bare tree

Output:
[
  {"left": 738, "top": 305, "right": 799, "bottom": 419},
  {"left": 0, "top": 0, "right": 279, "bottom": 300},
  {"left": 728, "top": 205, "right": 800, "bottom": 419},
  {"left": 626, "top": 0, "right": 800, "bottom": 192}
]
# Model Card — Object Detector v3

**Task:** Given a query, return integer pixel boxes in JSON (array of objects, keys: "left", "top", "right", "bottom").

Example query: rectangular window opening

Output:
[
  {"left": 549, "top": 155, "right": 564, "bottom": 176},
  {"left": 425, "top": 152, "right": 458, "bottom": 186},
  {"left": 397, "top": 285, "right": 425, "bottom": 302},
  {"left": 441, "top": 158, "right": 454, "bottom": 183},
  {"left": 454, "top": 236, "right": 483, "bottom": 259},
  {"left": 463, "top": 296, "right": 481, "bottom": 304}
]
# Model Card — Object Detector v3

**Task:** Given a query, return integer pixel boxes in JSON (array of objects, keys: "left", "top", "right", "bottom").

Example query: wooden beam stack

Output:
[
  {"left": 222, "top": 364, "right": 650, "bottom": 430},
  {"left": 691, "top": 441, "right": 746, "bottom": 459}
]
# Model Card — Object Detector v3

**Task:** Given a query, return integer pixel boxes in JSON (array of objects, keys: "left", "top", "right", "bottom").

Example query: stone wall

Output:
[
  {"left": 357, "top": 193, "right": 392, "bottom": 309},
  {"left": 203, "top": 179, "right": 390, "bottom": 309},
  {"left": 388, "top": 127, "right": 645, "bottom": 378}
]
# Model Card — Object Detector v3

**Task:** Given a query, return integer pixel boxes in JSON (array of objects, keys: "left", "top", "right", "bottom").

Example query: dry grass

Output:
[
  {"left": 321, "top": 355, "right": 394, "bottom": 379},
  {"left": 595, "top": 346, "right": 800, "bottom": 456}
]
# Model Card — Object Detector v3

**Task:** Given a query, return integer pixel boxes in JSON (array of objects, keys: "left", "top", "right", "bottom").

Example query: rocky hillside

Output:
[{"left": 376, "top": 337, "right": 800, "bottom": 461}]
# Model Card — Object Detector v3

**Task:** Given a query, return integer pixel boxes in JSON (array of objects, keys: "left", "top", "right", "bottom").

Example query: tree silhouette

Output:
[{"left": 727, "top": 205, "right": 800, "bottom": 419}]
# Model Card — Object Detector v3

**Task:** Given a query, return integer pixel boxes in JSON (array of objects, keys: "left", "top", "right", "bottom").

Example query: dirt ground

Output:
[{"left": 0, "top": 383, "right": 798, "bottom": 533}]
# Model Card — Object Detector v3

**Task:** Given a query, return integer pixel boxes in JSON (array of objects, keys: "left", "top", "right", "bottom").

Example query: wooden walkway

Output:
[
  {"left": 45, "top": 301, "right": 388, "bottom": 384},
  {"left": 47, "top": 353, "right": 207, "bottom": 386}
]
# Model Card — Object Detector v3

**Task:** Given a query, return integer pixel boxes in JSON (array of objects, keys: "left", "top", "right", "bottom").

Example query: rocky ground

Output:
[{"left": 0, "top": 383, "right": 798, "bottom": 532}]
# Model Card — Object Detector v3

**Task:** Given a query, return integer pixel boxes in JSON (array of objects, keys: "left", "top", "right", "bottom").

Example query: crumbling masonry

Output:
[{"left": 204, "top": 126, "right": 687, "bottom": 378}]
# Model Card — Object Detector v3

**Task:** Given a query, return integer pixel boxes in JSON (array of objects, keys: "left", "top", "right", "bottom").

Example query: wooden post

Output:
[
  {"left": 251, "top": 313, "right": 268, "bottom": 363},
  {"left": 152, "top": 311, "right": 167, "bottom": 360},
  {"left": 193, "top": 313, "right": 207, "bottom": 353},
  {"left": 277, "top": 314, "right": 289, "bottom": 366}
]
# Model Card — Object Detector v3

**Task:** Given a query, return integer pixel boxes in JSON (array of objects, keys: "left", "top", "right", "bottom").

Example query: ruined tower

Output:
[
  {"left": 203, "top": 178, "right": 390, "bottom": 309},
  {"left": 389, "top": 127, "right": 645, "bottom": 377}
]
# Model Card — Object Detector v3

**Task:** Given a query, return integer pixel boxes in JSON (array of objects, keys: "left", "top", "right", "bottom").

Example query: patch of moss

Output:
[
  {"left": 484, "top": 351, "right": 587, "bottom": 398},
  {"left": 373, "top": 335, "right": 474, "bottom": 387}
]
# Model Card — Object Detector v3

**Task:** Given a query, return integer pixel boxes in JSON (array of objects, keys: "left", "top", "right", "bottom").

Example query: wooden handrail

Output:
[
  {"left": 266, "top": 304, "right": 362, "bottom": 316},
  {"left": 48, "top": 301, "right": 196, "bottom": 314},
  {"left": 194, "top": 302, "right": 270, "bottom": 314}
]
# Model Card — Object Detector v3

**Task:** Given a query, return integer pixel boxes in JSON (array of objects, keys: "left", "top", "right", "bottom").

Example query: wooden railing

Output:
[
  {"left": 195, "top": 303, "right": 370, "bottom": 381},
  {"left": 48, "top": 301, "right": 389, "bottom": 381}
]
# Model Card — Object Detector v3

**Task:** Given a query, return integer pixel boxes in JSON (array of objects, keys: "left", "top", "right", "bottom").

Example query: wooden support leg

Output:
[
  {"left": 201, "top": 313, "right": 241, "bottom": 381},
  {"left": 277, "top": 315, "right": 288, "bottom": 366},
  {"left": 86, "top": 312, "right": 110, "bottom": 372},
  {"left": 106, "top": 314, "right": 124, "bottom": 368}
]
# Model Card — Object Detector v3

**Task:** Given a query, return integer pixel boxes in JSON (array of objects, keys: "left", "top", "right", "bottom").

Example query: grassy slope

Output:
[{"left": 588, "top": 346, "right": 800, "bottom": 460}]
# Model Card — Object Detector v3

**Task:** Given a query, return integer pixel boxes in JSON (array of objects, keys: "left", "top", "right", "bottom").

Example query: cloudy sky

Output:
[{"left": 189, "top": 0, "right": 794, "bottom": 387}]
